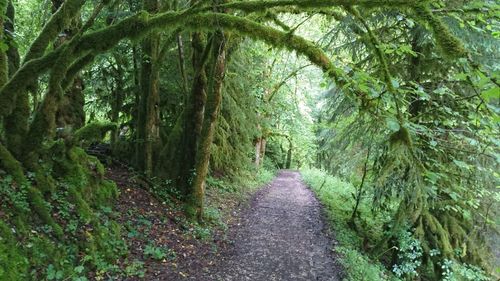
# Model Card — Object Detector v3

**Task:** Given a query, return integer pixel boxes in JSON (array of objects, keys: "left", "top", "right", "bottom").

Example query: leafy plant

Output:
[
  {"left": 441, "top": 259, "right": 490, "bottom": 281},
  {"left": 192, "top": 225, "right": 211, "bottom": 240},
  {"left": 124, "top": 260, "right": 145, "bottom": 278},
  {"left": 144, "top": 244, "right": 176, "bottom": 261},
  {"left": 392, "top": 229, "right": 423, "bottom": 278},
  {"left": 46, "top": 264, "right": 64, "bottom": 281},
  {"left": 0, "top": 176, "right": 29, "bottom": 212}
]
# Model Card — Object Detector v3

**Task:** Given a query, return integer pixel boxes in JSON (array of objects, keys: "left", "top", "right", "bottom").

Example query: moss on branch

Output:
[
  {"left": 413, "top": 5, "right": 467, "bottom": 59},
  {"left": 217, "top": 0, "right": 417, "bottom": 13},
  {"left": 74, "top": 121, "right": 117, "bottom": 145},
  {"left": 182, "top": 13, "right": 342, "bottom": 80},
  {"left": 23, "top": 0, "right": 86, "bottom": 63},
  {"left": 0, "top": 3, "right": 416, "bottom": 121}
]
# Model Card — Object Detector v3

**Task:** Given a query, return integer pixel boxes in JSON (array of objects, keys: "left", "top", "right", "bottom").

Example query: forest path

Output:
[{"left": 207, "top": 170, "right": 342, "bottom": 281}]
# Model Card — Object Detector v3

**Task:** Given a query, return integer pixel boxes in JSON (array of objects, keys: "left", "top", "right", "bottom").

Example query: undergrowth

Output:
[
  {"left": 0, "top": 142, "right": 125, "bottom": 281},
  {"left": 301, "top": 168, "right": 492, "bottom": 281},
  {"left": 301, "top": 168, "right": 402, "bottom": 281}
]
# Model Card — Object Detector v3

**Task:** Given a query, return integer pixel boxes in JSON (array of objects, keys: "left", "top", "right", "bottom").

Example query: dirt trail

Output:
[{"left": 207, "top": 170, "right": 342, "bottom": 281}]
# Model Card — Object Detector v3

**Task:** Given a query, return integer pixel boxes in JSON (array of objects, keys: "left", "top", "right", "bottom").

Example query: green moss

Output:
[
  {"left": 0, "top": 220, "right": 29, "bottom": 280},
  {"left": 180, "top": 13, "right": 342, "bottom": 80},
  {"left": 34, "top": 169, "right": 57, "bottom": 193},
  {"left": 218, "top": 0, "right": 416, "bottom": 13},
  {"left": 4, "top": 91, "right": 30, "bottom": 158},
  {"left": 74, "top": 121, "right": 117, "bottom": 145},
  {"left": 27, "top": 187, "right": 64, "bottom": 239},
  {"left": 1, "top": 128, "right": 124, "bottom": 279},
  {"left": 67, "top": 186, "right": 93, "bottom": 223},
  {"left": 0, "top": 0, "right": 8, "bottom": 89},
  {"left": 62, "top": 54, "right": 95, "bottom": 90},
  {"left": 0, "top": 143, "right": 27, "bottom": 185},
  {"left": 22, "top": 0, "right": 85, "bottom": 63},
  {"left": 96, "top": 180, "right": 118, "bottom": 204},
  {"left": 389, "top": 126, "right": 413, "bottom": 148},
  {"left": 413, "top": 5, "right": 467, "bottom": 59},
  {"left": 0, "top": 0, "right": 86, "bottom": 141}
]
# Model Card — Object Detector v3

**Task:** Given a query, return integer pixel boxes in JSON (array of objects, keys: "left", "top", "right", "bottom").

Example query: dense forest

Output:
[{"left": 0, "top": 0, "right": 498, "bottom": 280}]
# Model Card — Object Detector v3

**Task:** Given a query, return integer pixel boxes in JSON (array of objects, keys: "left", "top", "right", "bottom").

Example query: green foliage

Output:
[
  {"left": 192, "top": 224, "right": 211, "bottom": 240},
  {"left": 203, "top": 206, "right": 223, "bottom": 224},
  {"left": 392, "top": 229, "right": 423, "bottom": 278},
  {"left": 337, "top": 246, "right": 400, "bottom": 281},
  {"left": 124, "top": 260, "right": 145, "bottom": 278},
  {"left": 0, "top": 140, "right": 125, "bottom": 280},
  {"left": 144, "top": 244, "right": 176, "bottom": 261},
  {"left": 301, "top": 168, "right": 399, "bottom": 281},
  {"left": 413, "top": 5, "right": 467, "bottom": 59},
  {"left": 206, "top": 176, "right": 235, "bottom": 192},
  {"left": 441, "top": 259, "right": 490, "bottom": 281},
  {"left": 312, "top": 3, "right": 498, "bottom": 278},
  {"left": 0, "top": 175, "right": 29, "bottom": 212},
  {"left": 0, "top": 220, "right": 29, "bottom": 280}
]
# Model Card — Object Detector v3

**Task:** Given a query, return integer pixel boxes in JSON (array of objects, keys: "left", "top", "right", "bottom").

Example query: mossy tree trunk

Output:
[
  {"left": 136, "top": 0, "right": 161, "bottom": 176},
  {"left": 2, "top": 0, "right": 27, "bottom": 159},
  {"left": 156, "top": 31, "right": 210, "bottom": 194},
  {"left": 0, "top": 3, "right": 126, "bottom": 278},
  {"left": 110, "top": 54, "right": 125, "bottom": 147},
  {"left": 191, "top": 30, "right": 227, "bottom": 221},
  {"left": 0, "top": 0, "right": 9, "bottom": 90},
  {"left": 53, "top": 0, "right": 85, "bottom": 130}
]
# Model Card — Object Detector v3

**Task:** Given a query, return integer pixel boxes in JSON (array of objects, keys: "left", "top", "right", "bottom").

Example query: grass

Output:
[{"left": 301, "top": 168, "right": 401, "bottom": 281}]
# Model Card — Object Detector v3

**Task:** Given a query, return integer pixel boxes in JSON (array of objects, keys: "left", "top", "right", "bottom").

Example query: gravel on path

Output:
[{"left": 207, "top": 170, "right": 342, "bottom": 281}]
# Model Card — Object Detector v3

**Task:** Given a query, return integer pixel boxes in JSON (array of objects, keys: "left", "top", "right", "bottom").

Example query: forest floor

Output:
[{"left": 106, "top": 167, "right": 342, "bottom": 280}]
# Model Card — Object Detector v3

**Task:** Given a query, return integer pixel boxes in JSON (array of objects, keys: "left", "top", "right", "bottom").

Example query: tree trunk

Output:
[
  {"left": 260, "top": 137, "right": 267, "bottom": 166},
  {"left": 285, "top": 138, "right": 292, "bottom": 169},
  {"left": 255, "top": 137, "right": 262, "bottom": 167},
  {"left": 285, "top": 145, "right": 292, "bottom": 169},
  {"left": 177, "top": 34, "right": 189, "bottom": 98},
  {"left": 136, "top": 0, "right": 160, "bottom": 176},
  {"left": 3, "top": 0, "right": 27, "bottom": 159},
  {"left": 156, "top": 31, "right": 209, "bottom": 194},
  {"left": 349, "top": 146, "right": 371, "bottom": 227},
  {"left": 50, "top": 0, "right": 85, "bottom": 130},
  {"left": 110, "top": 54, "right": 125, "bottom": 147},
  {"left": 254, "top": 125, "right": 267, "bottom": 168},
  {"left": 191, "top": 31, "right": 227, "bottom": 221}
]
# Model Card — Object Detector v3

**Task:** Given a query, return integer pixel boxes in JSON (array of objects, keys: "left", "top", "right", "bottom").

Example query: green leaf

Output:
[
  {"left": 74, "top": 266, "right": 85, "bottom": 274},
  {"left": 47, "top": 265, "right": 56, "bottom": 280},
  {"left": 481, "top": 87, "right": 499, "bottom": 101},
  {"left": 390, "top": 78, "right": 400, "bottom": 89},
  {"left": 386, "top": 117, "right": 400, "bottom": 132},
  {"left": 453, "top": 159, "right": 469, "bottom": 170}
]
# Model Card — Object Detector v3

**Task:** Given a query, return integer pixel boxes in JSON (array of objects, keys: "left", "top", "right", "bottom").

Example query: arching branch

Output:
[{"left": 217, "top": 0, "right": 418, "bottom": 12}]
